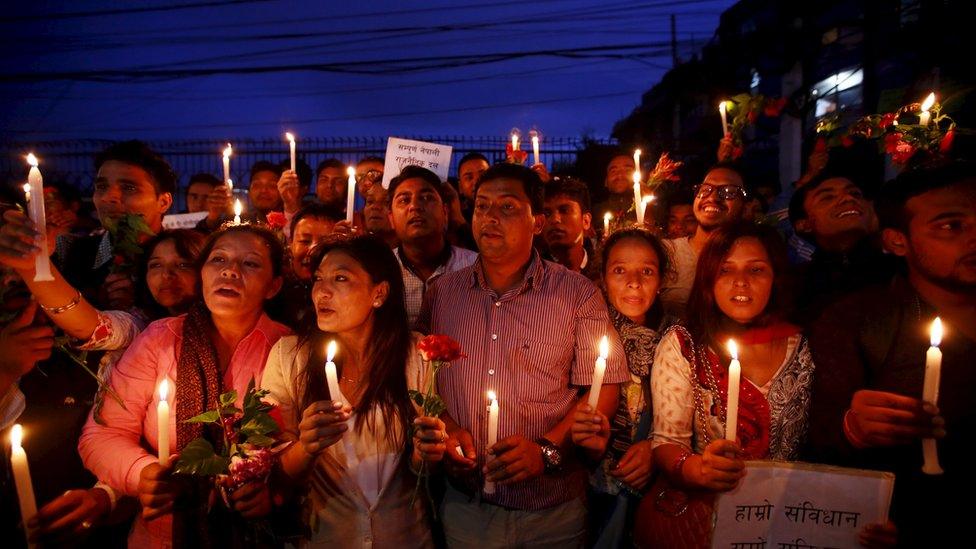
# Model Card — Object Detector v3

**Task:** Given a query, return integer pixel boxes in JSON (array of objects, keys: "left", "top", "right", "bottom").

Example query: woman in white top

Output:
[{"left": 261, "top": 235, "right": 447, "bottom": 548}]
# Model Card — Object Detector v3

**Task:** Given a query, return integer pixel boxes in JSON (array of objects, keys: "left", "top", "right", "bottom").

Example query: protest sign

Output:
[
  {"left": 381, "top": 137, "right": 452, "bottom": 189},
  {"left": 712, "top": 461, "right": 894, "bottom": 549},
  {"left": 162, "top": 211, "right": 208, "bottom": 230}
]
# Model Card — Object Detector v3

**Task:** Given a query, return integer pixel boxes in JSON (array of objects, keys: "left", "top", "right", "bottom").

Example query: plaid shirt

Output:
[
  {"left": 395, "top": 245, "right": 477, "bottom": 329},
  {"left": 418, "top": 251, "right": 628, "bottom": 510}
]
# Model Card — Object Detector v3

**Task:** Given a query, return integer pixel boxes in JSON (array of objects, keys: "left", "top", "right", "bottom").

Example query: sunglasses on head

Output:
[
  {"left": 355, "top": 170, "right": 384, "bottom": 183},
  {"left": 693, "top": 183, "right": 747, "bottom": 201}
]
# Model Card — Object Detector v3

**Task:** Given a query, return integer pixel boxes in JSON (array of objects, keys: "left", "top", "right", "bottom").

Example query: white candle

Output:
[
  {"left": 285, "top": 132, "right": 296, "bottom": 172},
  {"left": 532, "top": 134, "right": 540, "bottom": 166},
  {"left": 922, "top": 317, "right": 943, "bottom": 475},
  {"left": 325, "top": 340, "right": 343, "bottom": 406},
  {"left": 725, "top": 339, "right": 741, "bottom": 442},
  {"left": 10, "top": 424, "right": 38, "bottom": 548},
  {"left": 603, "top": 212, "right": 612, "bottom": 237},
  {"left": 633, "top": 148, "right": 641, "bottom": 172},
  {"left": 587, "top": 336, "right": 610, "bottom": 410},
  {"left": 25, "top": 154, "right": 53, "bottom": 282},
  {"left": 22, "top": 183, "right": 30, "bottom": 203},
  {"left": 345, "top": 167, "right": 356, "bottom": 224},
  {"left": 640, "top": 195, "right": 655, "bottom": 227},
  {"left": 157, "top": 379, "right": 170, "bottom": 467},
  {"left": 484, "top": 390, "right": 499, "bottom": 494},
  {"left": 233, "top": 199, "right": 242, "bottom": 225},
  {"left": 222, "top": 144, "right": 232, "bottom": 186},
  {"left": 632, "top": 173, "right": 643, "bottom": 225},
  {"left": 227, "top": 178, "right": 234, "bottom": 194},
  {"left": 719, "top": 101, "right": 730, "bottom": 137},
  {"left": 919, "top": 92, "right": 935, "bottom": 126},
  {"left": 511, "top": 132, "right": 519, "bottom": 152}
]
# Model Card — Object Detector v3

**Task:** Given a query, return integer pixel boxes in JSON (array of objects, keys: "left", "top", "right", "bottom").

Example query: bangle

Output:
[
  {"left": 843, "top": 409, "right": 870, "bottom": 449},
  {"left": 671, "top": 448, "right": 693, "bottom": 479},
  {"left": 92, "top": 482, "right": 118, "bottom": 512},
  {"left": 39, "top": 291, "right": 82, "bottom": 315}
]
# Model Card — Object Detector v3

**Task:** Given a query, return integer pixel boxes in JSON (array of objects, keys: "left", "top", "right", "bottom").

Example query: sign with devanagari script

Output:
[
  {"left": 162, "top": 211, "right": 208, "bottom": 230},
  {"left": 712, "top": 461, "right": 894, "bottom": 549},
  {"left": 381, "top": 137, "right": 453, "bottom": 189}
]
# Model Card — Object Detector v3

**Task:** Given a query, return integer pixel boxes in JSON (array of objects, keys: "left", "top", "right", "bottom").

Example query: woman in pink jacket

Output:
[{"left": 79, "top": 224, "right": 291, "bottom": 548}]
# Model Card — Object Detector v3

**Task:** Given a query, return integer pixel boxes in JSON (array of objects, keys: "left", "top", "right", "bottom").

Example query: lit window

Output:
[{"left": 811, "top": 68, "right": 863, "bottom": 120}]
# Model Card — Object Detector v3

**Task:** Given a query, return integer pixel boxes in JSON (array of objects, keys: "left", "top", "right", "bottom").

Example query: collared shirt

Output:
[
  {"left": 78, "top": 313, "right": 291, "bottom": 549},
  {"left": 418, "top": 251, "right": 628, "bottom": 511},
  {"left": 659, "top": 236, "right": 697, "bottom": 319},
  {"left": 55, "top": 230, "right": 112, "bottom": 270},
  {"left": 395, "top": 244, "right": 477, "bottom": 328}
]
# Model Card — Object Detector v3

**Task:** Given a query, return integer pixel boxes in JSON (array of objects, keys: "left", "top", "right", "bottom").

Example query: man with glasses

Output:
[{"left": 659, "top": 162, "right": 748, "bottom": 318}]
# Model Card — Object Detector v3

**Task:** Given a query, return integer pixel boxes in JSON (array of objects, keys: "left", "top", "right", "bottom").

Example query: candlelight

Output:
[
  {"left": 233, "top": 199, "right": 242, "bottom": 217},
  {"left": 920, "top": 92, "right": 936, "bottom": 112},
  {"left": 11, "top": 423, "right": 23, "bottom": 449},
  {"left": 598, "top": 336, "right": 609, "bottom": 359},
  {"left": 487, "top": 390, "right": 497, "bottom": 402},
  {"left": 727, "top": 339, "right": 738, "bottom": 360},
  {"left": 327, "top": 340, "right": 337, "bottom": 362},
  {"left": 223, "top": 144, "right": 232, "bottom": 158},
  {"left": 285, "top": 132, "right": 295, "bottom": 143},
  {"left": 930, "top": 317, "right": 943, "bottom": 347},
  {"left": 159, "top": 379, "right": 169, "bottom": 401},
  {"left": 26, "top": 153, "right": 38, "bottom": 167}
]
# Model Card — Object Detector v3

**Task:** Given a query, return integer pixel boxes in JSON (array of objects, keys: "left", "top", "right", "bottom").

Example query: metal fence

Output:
[{"left": 1, "top": 136, "right": 615, "bottom": 210}]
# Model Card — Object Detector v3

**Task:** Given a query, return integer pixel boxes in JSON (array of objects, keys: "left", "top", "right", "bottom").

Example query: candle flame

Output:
[
  {"left": 233, "top": 199, "right": 242, "bottom": 217},
  {"left": 327, "top": 340, "right": 337, "bottom": 362},
  {"left": 22, "top": 183, "right": 30, "bottom": 194},
  {"left": 930, "top": 317, "right": 943, "bottom": 347},
  {"left": 159, "top": 379, "right": 169, "bottom": 401},
  {"left": 285, "top": 132, "right": 295, "bottom": 142},
  {"left": 633, "top": 171, "right": 641, "bottom": 185},
  {"left": 727, "top": 339, "right": 738, "bottom": 360},
  {"left": 26, "top": 153, "right": 38, "bottom": 167},
  {"left": 531, "top": 135, "right": 539, "bottom": 145},
  {"left": 10, "top": 423, "right": 23, "bottom": 449},
  {"left": 346, "top": 166, "right": 356, "bottom": 177},
  {"left": 598, "top": 335, "right": 609, "bottom": 359},
  {"left": 719, "top": 100, "right": 728, "bottom": 114},
  {"left": 634, "top": 148, "right": 642, "bottom": 156},
  {"left": 603, "top": 212, "right": 612, "bottom": 223},
  {"left": 223, "top": 144, "right": 233, "bottom": 158},
  {"left": 642, "top": 195, "right": 655, "bottom": 205},
  {"left": 920, "top": 92, "right": 936, "bottom": 112},
  {"left": 511, "top": 133, "right": 519, "bottom": 150},
  {"left": 487, "top": 390, "right": 497, "bottom": 402}
]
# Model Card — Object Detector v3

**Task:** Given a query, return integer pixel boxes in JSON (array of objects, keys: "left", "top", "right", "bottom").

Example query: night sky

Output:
[{"left": 1, "top": 0, "right": 737, "bottom": 141}]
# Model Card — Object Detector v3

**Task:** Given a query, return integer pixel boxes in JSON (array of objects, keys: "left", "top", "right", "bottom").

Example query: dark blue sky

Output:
[{"left": 1, "top": 0, "right": 736, "bottom": 141}]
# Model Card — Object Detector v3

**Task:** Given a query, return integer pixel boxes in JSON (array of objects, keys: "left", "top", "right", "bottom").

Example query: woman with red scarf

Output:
[{"left": 639, "top": 222, "right": 813, "bottom": 547}]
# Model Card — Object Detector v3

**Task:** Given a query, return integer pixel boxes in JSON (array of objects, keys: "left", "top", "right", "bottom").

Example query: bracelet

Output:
[
  {"left": 843, "top": 409, "right": 870, "bottom": 449},
  {"left": 671, "top": 448, "right": 694, "bottom": 479},
  {"left": 39, "top": 291, "right": 82, "bottom": 315},
  {"left": 92, "top": 482, "right": 118, "bottom": 512}
]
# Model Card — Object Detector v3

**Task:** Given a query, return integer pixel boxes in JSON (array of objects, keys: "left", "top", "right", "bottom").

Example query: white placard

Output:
[
  {"left": 162, "top": 211, "right": 209, "bottom": 230},
  {"left": 712, "top": 461, "right": 894, "bottom": 549},
  {"left": 381, "top": 137, "right": 453, "bottom": 189}
]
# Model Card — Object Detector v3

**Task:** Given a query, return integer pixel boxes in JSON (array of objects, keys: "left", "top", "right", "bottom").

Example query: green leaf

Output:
[
  {"left": 240, "top": 414, "right": 279, "bottom": 437},
  {"left": 173, "top": 438, "right": 230, "bottom": 476},
  {"left": 408, "top": 389, "right": 425, "bottom": 407},
  {"left": 245, "top": 434, "right": 276, "bottom": 447},
  {"left": 422, "top": 395, "right": 447, "bottom": 418},
  {"left": 220, "top": 390, "right": 238, "bottom": 407},
  {"left": 184, "top": 410, "right": 220, "bottom": 424}
]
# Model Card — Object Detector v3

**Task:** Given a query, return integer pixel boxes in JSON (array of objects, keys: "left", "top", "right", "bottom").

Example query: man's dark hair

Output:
[
  {"left": 94, "top": 140, "right": 177, "bottom": 196},
  {"left": 388, "top": 165, "right": 449, "bottom": 204},
  {"left": 250, "top": 160, "right": 283, "bottom": 181},
  {"left": 315, "top": 158, "right": 346, "bottom": 179},
  {"left": 544, "top": 176, "right": 591, "bottom": 214},
  {"left": 279, "top": 158, "right": 313, "bottom": 189},
  {"left": 357, "top": 156, "right": 385, "bottom": 168},
  {"left": 474, "top": 163, "right": 545, "bottom": 214},
  {"left": 876, "top": 160, "right": 976, "bottom": 232},
  {"left": 290, "top": 203, "right": 344, "bottom": 235},
  {"left": 703, "top": 161, "right": 747, "bottom": 186},
  {"left": 186, "top": 172, "right": 221, "bottom": 191},
  {"left": 457, "top": 152, "right": 490, "bottom": 174}
]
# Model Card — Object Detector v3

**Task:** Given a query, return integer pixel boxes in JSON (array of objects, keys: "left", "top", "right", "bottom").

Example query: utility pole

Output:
[{"left": 670, "top": 14, "right": 679, "bottom": 67}]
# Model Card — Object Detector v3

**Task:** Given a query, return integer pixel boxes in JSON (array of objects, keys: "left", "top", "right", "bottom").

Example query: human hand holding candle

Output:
[
  {"left": 25, "top": 154, "right": 53, "bottom": 282},
  {"left": 157, "top": 379, "right": 171, "bottom": 467},
  {"left": 919, "top": 92, "right": 936, "bottom": 126},
  {"left": 222, "top": 144, "right": 232, "bottom": 186},
  {"left": 10, "top": 424, "right": 38, "bottom": 548},
  {"left": 484, "top": 390, "right": 499, "bottom": 494},
  {"left": 922, "top": 317, "right": 944, "bottom": 475},
  {"left": 325, "top": 340, "right": 343, "bottom": 406},
  {"left": 719, "top": 100, "right": 730, "bottom": 136},
  {"left": 285, "top": 132, "right": 296, "bottom": 172},
  {"left": 345, "top": 167, "right": 356, "bottom": 224},
  {"left": 725, "top": 339, "right": 741, "bottom": 442},
  {"left": 586, "top": 336, "right": 610, "bottom": 410}
]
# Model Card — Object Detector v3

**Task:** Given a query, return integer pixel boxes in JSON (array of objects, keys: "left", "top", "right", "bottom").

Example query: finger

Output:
[
  {"left": 304, "top": 400, "right": 343, "bottom": 417},
  {"left": 863, "top": 391, "right": 924, "bottom": 412},
  {"left": 612, "top": 457, "right": 642, "bottom": 477},
  {"left": 497, "top": 469, "right": 531, "bottom": 485},
  {"left": 862, "top": 420, "right": 930, "bottom": 439},
  {"left": 709, "top": 455, "right": 746, "bottom": 473},
  {"left": 861, "top": 406, "right": 929, "bottom": 426},
  {"left": 487, "top": 461, "right": 519, "bottom": 482},
  {"left": 489, "top": 436, "right": 519, "bottom": 455},
  {"left": 142, "top": 501, "right": 174, "bottom": 521},
  {"left": 31, "top": 492, "right": 82, "bottom": 526},
  {"left": 618, "top": 466, "right": 650, "bottom": 487},
  {"left": 35, "top": 502, "right": 90, "bottom": 537},
  {"left": 228, "top": 481, "right": 262, "bottom": 501}
]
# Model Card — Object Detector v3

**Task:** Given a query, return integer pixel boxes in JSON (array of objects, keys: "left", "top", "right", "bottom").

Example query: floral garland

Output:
[
  {"left": 718, "top": 93, "right": 788, "bottom": 161},
  {"left": 843, "top": 95, "right": 957, "bottom": 167}
]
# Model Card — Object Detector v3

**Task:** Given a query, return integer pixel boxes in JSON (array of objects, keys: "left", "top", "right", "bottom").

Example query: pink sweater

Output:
[{"left": 78, "top": 313, "right": 291, "bottom": 547}]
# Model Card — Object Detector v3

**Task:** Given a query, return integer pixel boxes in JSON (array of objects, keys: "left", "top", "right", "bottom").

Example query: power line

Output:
[{"left": 0, "top": 0, "right": 275, "bottom": 23}]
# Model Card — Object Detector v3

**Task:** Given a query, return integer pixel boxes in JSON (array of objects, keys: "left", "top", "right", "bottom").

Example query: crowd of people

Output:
[{"left": 0, "top": 134, "right": 973, "bottom": 548}]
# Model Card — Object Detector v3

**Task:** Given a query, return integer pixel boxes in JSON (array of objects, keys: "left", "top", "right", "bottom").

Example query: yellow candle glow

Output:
[
  {"left": 325, "top": 340, "right": 343, "bottom": 405},
  {"left": 586, "top": 336, "right": 610, "bottom": 410},
  {"left": 157, "top": 379, "right": 170, "bottom": 467},
  {"left": 484, "top": 390, "right": 500, "bottom": 494},
  {"left": 22, "top": 183, "right": 30, "bottom": 203},
  {"left": 345, "top": 167, "right": 356, "bottom": 224},
  {"left": 233, "top": 199, "right": 242, "bottom": 225},
  {"left": 726, "top": 339, "right": 741, "bottom": 442},
  {"left": 633, "top": 148, "right": 641, "bottom": 171},
  {"left": 285, "top": 132, "right": 296, "bottom": 172},
  {"left": 531, "top": 134, "right": 540, "bottom": 166},
  {"left": 719, "top": 100, "right": 730, "bottom": 136},
  {"left": 632, "top": 172, "right": 644, "bottom": 225},
  {"left": 511, "top": 132, "right": 519, "bottom": 152},
  {"left": 919, "top": 92, "right": 936, "bottom": 126},
  {"left": 222, "top": 143, "right": 233, "bottom": 185},
  {"left": 922, "top": 317, "right": 943, "bottom": 474},
  {"left": 10, "top": 424, "right": 37, "bottom": 548},
  {"left": 25, "top": 154, "right": 53, "bottom": 281}
]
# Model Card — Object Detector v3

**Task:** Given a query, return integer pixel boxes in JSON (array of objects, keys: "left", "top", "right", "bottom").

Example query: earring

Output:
[{"left": 373, "top": 300, "right": 382, "bottom": 308}]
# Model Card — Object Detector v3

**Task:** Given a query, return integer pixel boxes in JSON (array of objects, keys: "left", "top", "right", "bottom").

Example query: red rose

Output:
[
  {"left": 891, "top": 141, "right": 917, "bottom": 165},
  {"left": 763, "top": 97, "right": 787, "bottom": 117},
  {"left": 417, "top": 334, "right": 466, "bottom": 363},
  {"left": 940, "top": 129, "right": 956, "bottom": 154},
  {"left": 841, "top": 135, "right": 855, "bottom": 148},
  {"left": 879, "top": 112, "right": 897, "bottom": 129},
  {"left": 266, "top": 211, "right": 286, "bottom": 230},
  {"left": 883, "top": 133, "right": 903, "bottom": 154},
  {"left": 113, "top": 255, "right": 125, "bottom": 266}
]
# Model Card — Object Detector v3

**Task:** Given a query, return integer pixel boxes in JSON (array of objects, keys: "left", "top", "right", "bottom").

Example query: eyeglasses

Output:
[
  {"left": 355, "top": 170, "right": 384, "bottom": 183},
  {"left": 693, "top": 183, "right": 747, "bottom": 201}
]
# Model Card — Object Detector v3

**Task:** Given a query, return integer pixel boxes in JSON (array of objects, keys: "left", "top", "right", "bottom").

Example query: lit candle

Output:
[
  {"left": 484, "top": 390, "right": 499, "bottom": 495},
  {"left": 531, "top": 133, "right": 540, "bottom": 166},
  {"left": 719, "top": 100, "right": 730, "bottom": 137},
  {"left": 922, "top": 317, "right": 943, "bottom": 475},
  {"left": 157, "top": 379, "right": 170, "bottom": 467},
  {"left": 222, "top": 144, "right": 233, "bottom": 186},
  {"left": 586, "top": 336, "right": 610, "bottom": 410},
  {"left": 725, "top": 339, "right": 741, "bottom": 442},
  {"left": 325, "top": 340, "right": 343, "bottom": 406},
  {"left": 345, "top": 167, "right": 356, "bottom": 224},
  {"left": 603, "top": 212, "right": 612, "bottom": 237},
  {"left": 511, "top": 132, "right": 519, "bottom": 153},
  {"left": 285, "top": 132, "right": 296, "bottom": 172},
  {"left": 632, "top": 172, "right": 644, "bottom": 225},
  {"left": 233, "top": 199, "right": 242, "bottom": 225},
  {"left": 640, "top": 195, "right": 655, "bottom": 227},
  {"left": 919, "top": 92, "right": 936, "bottom": 126},
  {"left": 227, "top": 178, "right": 234, "bottom": 194},
  {"left": 25, "top": 154, "right": 53, "bottom": 282},
  {"left": 633, "top": 148, "right": 641, "bottom": 172},
  {"left": 10, "top": 424, "right": 37, "bottom": 548},
  {"left": 22, "top": 183, "right": 30, "bottom": 203}
]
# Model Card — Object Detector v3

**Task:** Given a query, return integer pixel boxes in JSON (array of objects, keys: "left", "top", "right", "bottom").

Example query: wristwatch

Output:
[{"left": 536, "top": 438, "right": 563, "bottom": 474}]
